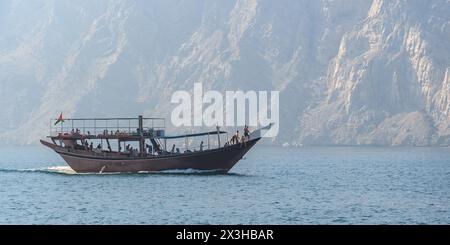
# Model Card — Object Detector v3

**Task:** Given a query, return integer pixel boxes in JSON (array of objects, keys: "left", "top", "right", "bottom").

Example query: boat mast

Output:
[{"left": 138, "top": 115, "right": 145, "bottom": 156}]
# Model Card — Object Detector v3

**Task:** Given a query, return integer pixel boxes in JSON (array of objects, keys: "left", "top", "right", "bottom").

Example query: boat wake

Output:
[
  {"left": 0, "top": 166, "right": 79, "bottom": 175},
  {"left": 0, "top": 166, "right": 244, "bottom": 176}
]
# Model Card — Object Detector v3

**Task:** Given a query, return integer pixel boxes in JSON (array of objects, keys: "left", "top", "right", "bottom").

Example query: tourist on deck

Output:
[
  {"left": 155, "top": 144, "right": 162, "bottom": 155},
  {"left": 240, "top": 135, "right": 247, "bottom": 147},
  {"left": 244, "top": 125, "right": 250, "bottom": 140},
  {"left": 230, "top": 130, "right": 240, "bottom": 144},
  {"left": 71, "top": 129, "right": 75, "bottom": 134},
  {"left": 200, "top": 141, "right": 204, "bottom": 151},
  {"left": 171, "top": 144, "right": 176, "bottom": 154},
  {"left": 89, "top": 142, "right": 93, "bottom": 151},
  {"left": 146, "top": 144, "right": 153, "bottom": 155},
  {"left": 96, "top": 143, "right": 102, "bottom": 149}
]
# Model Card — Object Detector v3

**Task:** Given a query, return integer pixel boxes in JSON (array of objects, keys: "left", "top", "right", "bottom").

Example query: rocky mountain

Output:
[{"left": 0, "top": 0, "right": 448, "bottom": 146}]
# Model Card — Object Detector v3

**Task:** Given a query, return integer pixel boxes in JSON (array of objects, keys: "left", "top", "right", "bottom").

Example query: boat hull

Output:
[{"left": 41, "top": 138, "right": 260, "bottom": 173}]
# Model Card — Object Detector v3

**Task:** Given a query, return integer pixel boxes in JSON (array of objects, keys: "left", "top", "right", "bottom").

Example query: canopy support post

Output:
[{"left": 216, "top": 126, "right": 221, "bottom": 148}]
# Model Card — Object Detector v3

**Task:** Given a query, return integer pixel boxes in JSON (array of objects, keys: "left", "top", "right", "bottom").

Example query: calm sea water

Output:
[{"left": 0, "top": 145, "right": 448, "bottom": 224}]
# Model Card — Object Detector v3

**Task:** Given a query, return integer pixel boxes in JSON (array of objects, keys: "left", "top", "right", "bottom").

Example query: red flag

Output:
[{"left": 54, "top": 113, "right": 64, "bottom": 125}]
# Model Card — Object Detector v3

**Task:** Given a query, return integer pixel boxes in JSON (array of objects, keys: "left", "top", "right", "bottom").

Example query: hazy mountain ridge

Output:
[
  {"left": 297, "top": 0, "right": 450, "bottom": 145},
  {"left": 0, "top": 0, "right": 448, "bottom": 145}
]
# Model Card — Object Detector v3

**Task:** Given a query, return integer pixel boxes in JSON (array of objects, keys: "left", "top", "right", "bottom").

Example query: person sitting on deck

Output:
[
  {"left": 87, "top": 131, "right": 91, "bottom": 136},
  {"left": 171, "top": 144, "right": 176, "bottom": 154},
  {"left": 230, "top": 130, "right": 240, "bottom": 144},
  {"left": 126, "top": 144, "right": 131, "bottom": 151},
  {"left": 71, "top": 129, "right": 75, "bottom": 135},
  {"left": 96, "top": 143, "right": 101, "bottom": 149},
  {"left": 200, "top": 141, "right": 204, "bottom": 151},
  {"left": 230, "top": 135, "right": 236, "bottom": 144},
  {"left": 154, "top": 144, "right": 162, "bottom": 155}
]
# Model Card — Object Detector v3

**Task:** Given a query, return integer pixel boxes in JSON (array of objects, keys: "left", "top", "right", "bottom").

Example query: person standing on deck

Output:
[
  {"left": 234, "top": 130, "right": 240, "bottom": 144},
  {"left": 240, "top": 135, "right": 246, "bottom": 147},
  {"left": 146, "top": 144, "right": 153, "bottom": 155},
  {"left": 244, "top": 125, "right": 250, "bottom": 140}
]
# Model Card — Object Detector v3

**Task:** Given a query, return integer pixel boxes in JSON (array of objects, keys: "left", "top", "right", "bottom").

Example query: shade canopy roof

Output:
[{"left": 162, "top": 131, "right": 227, "bottom": 139}]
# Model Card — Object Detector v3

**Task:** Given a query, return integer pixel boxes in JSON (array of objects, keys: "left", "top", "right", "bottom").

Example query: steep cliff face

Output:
[
  {"left": 297, "top": 0, "right": 450, "bottom": 145},
  {"left": 0, "top": 0, "right": 448, "bottom": 145}
]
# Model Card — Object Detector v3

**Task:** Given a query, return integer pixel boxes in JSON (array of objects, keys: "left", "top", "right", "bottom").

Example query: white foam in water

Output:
[
  {"left": 45, "top": 166, "right": 78, "bottom": 175},
  {"left": 138, "top": 168, "right": 224, "bottom": 174},
  {"left": 42, "top": 166, "right": 118, "bottom": 175},
  {"left": 0, "top": 166, "right": 79, "bottom": 175},
  {"left": 3, "top": 166, "right": 225, "bottom": 175}
]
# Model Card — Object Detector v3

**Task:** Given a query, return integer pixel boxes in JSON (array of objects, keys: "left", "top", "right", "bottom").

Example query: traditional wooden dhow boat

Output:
[{"left": 40, "top": 115, "right": 268, "bottom": 173}]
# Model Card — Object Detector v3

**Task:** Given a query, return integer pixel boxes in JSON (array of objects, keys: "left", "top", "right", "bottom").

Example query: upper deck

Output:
[{"left": 49, "top": 116, "right": 166, "bottom": 140}]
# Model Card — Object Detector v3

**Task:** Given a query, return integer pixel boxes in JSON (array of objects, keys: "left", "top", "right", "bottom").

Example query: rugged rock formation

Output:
[{"left": 0, "top": 0, "right": 448, "bottom": 145}]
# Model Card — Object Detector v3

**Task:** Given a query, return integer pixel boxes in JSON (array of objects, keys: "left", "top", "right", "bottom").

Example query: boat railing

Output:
[
  {"left": 49, "top": 117, "right": 165, "bottom": 137},
  {"left": 164, "top": 140, "right": 242, "bottom": 154}
]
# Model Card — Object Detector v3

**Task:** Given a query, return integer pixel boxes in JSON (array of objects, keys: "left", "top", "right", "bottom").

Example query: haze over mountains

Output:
[{"left": 0, "top": 0, "right": 449, "bottom": 146}]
